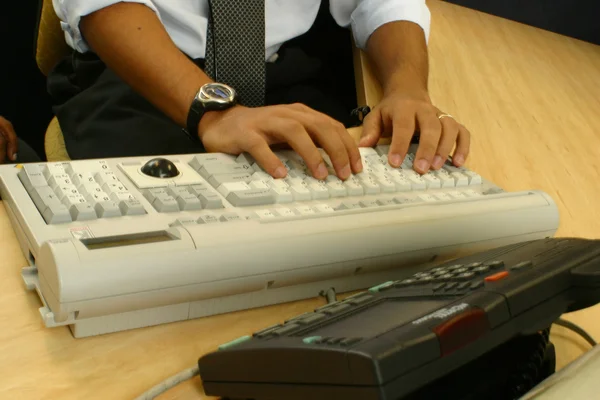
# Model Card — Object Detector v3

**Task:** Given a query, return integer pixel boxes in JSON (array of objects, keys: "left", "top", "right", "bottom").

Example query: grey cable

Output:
[
  {"left": 134, "top": 365, "right": 200, "bottom": 400},
  {"left": 554, "top": 318, "right": 597, "bottom": 346},
  {"left": 319, "top": 287, "right": 337, "bottom": 304}
]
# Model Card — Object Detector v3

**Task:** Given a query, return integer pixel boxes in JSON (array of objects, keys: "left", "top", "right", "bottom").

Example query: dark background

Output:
[
  {"left": 443, "top": 0, "right": 600, "bottom": 45},
  {"left": 0, "top": 1, "right": 598, "bottom": 162},
  {"left": 0, "top": 1, "right": 52, "bottom": 160}
]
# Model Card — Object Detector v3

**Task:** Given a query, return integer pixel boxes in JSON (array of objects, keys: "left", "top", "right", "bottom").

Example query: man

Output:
[
  {"left": 50, "top": 0, "right": 470, "bottom": 180},
  {"left": 0, "top": 117, "right": 42, "bottom": 164}
]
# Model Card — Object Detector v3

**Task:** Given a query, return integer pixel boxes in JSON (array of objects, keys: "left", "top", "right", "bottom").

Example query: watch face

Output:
[{"left": 199, "top": 83, "right": 236, "bottom": 104}]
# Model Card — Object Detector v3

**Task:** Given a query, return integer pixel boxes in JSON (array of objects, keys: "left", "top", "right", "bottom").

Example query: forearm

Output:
[
  {"left": 365, "top": 21, "right": 429, "bottom": 96},
  {"left": 80, "top": 2, "right": 211, "bottom": 127}
]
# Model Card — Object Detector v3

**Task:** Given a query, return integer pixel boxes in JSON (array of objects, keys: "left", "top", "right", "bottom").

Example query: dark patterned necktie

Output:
[{"left": 204, "top": 0, "right": 266, "bottom": 107}]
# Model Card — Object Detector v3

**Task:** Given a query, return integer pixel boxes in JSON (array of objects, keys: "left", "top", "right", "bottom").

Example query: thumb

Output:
[{"left": 359, "top": 109, "right": 382, "bottom": 147}]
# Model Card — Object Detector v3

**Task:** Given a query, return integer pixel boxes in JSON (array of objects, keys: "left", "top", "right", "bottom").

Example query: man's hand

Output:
[
  {"left": 199, "top": 104, "right": 364, "bottom": 180},
  {"left": 359, "top": 88, "right": 470, "bottom": 174},
  {"left": 361, "top": 20, "right": 471, "bottom": 174},
  {"left": 0, "top": 116, "right": 18, "bottom": 164}
]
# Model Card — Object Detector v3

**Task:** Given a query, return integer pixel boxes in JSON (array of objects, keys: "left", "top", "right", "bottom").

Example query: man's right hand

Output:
[{"left": 198, "top": 104, "right": 364, "bottom": 180}]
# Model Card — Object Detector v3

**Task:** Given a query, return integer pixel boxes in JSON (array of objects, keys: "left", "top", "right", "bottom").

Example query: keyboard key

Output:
[
  {"left": 28, "top": 186, "right": 60, "bottom": 210},
  {"left": 197, "top": 192, "right": 222, "bottom": 209},
  {"left": 335, "top": 201, "right": 362, "bottom": 211},
  {"left": 197, "top": 214, "right": 219, "bottom": 224},
  {"left": 373, "top": 174, "right": 396, "bottom": 193},
  {"left": 18, "top": 166, "right": 48, "bottom": 190},
  {"left": 376, "top": 198, "right": 396, "bottom": 206},
  {"left": 54, "top": 186, "right": 77, "bottom": 202},
  {"left": 301, "top": 177, "right": 327, "bottom": 197},
  {"left": 71, "top": 172, "right": 96, "bottom": 186},
  {"left": 217, "top": 182, "right": 251, "bottom": 198},
  {"left": 69, "top": 203, "right": 97, "bottom": 221},
  {"left": 227, "top": 189, "right": 276, "bottom": 207},
  {"left": 288, "top": 183, "right": 312, "bottom": 201},
  {"left": 267, "top": 180, "right": 294, "bottom": 203},
  {"left": 119, "top": 200, "right": 146, "bottom": 216},
  {"left": 94, "top": 171, "right": 120, "bottom": 185},
  {"left": 208, "top": 173, "right": 252, "bottom": 187},
  {"left": 42, "top": 164, "right": 66, "bottom": 179},
  {"left": 167, "top": 186, "right": 193, "bottom": 198},
  {"left": 171, "top": 217, "right": 198, "bottom": 227},
  {"left": 198, "top": 162, "right": 252, "bottom": 179},
  {"left": 252, "top": 209, "right": 278, "bottom": 219},
  {"left": 355, "top": 174, "right": 380, "bottom": 194},
  {"left": 176, "top": 194, "right": 203, "bottom": 211},
  {"left": 418, "top": 194, "right": 438, "bottom": 203},
  {"left": 94, "top": 201, "right": 122, "bottom": 218},
  {"left": 433, "top": 169, "right": 455, "bottom": 188},
  {"left": 456, "top": 272, "right": 476, "bottom": 281},
  {"left": 325, "top": 176, "right": 348, "bottom": 198},
  {"left": 273, "top": 208, "right": 298, "bottom": 218},
  {"left": 313, "top": 204, "right": 335, "bottom": 214},
  {"left": 110, "top": 191, "right": 135, "bottom": 202},
  {"left": 343, "top": 177, "right": 365, "bottom": 196},
  {"left": 152, "top": 196, "right": 180, "bottom": 213},
  {"left": 421, "top": 173, "right": 442, "bottom": 189},
  {"left": 47, "top": 174, "right": 73, "bottom": 188},
  {"left": 296, "top": 206, "right": 316, "bottom": 216},
  {"left": 42, "top": 204, "right": 72, "bottom": 224},
  {"left": 220, "top": 213, "right": 242, "bottom": 222},
  {"left": 359, "top": 200, "right": 380, "bottom": 208},
  {"left": 386, "top": 171, "right": 412, "bottom": 191},
  {"left": 78, "top": 183, "right": 104, "bottom": 197}
]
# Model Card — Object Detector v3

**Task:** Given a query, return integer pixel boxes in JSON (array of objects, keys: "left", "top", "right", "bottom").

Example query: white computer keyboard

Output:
[{"left": 0, "top": 144, "right": 559, "bottom": 338}]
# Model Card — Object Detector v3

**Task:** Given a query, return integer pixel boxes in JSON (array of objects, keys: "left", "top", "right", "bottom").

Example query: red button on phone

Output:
[{"left": 485, "top": 271, "right": 509, "bottom": 282}]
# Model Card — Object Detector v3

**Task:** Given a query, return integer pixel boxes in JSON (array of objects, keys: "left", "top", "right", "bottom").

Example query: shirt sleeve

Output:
[
  {"left": 330, "top": 0, "right": 431, "bottom": 49},
  {"left": 53, "top": 0, "right": 160, "bottom": 53}
]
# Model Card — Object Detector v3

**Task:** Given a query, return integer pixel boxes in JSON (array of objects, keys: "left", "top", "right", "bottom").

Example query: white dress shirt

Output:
[{"left": 53, "top": 0, "right": 430, "bottom": 61}]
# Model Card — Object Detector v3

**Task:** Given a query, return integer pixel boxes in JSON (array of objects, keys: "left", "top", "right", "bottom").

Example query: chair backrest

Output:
[
  {"left": 36, "top": 0, "right": 70, "bottom": 76},
  {"left": 353, "top": 49, "right": 383, "bottom": 109},
  {"left": 33, "top": 0, "right": 383, "bottom": 106}
]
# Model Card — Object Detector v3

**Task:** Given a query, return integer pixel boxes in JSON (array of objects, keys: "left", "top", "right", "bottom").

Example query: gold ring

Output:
[{"left": 438, "top": 113, "right": 453, "bottom": 120}]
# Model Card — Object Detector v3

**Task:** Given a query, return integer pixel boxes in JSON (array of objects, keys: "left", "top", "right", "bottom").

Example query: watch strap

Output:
[{"left": 184, "top": 94, "right": 205, "bottom": 142}]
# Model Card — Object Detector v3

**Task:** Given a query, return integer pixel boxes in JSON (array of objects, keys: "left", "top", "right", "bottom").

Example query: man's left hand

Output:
[
  {"left": 0, "top": 116, "right": 18, "bottom": 164},
  {"left": 359, "top": 88, "right": 470, "bottom": 174}
]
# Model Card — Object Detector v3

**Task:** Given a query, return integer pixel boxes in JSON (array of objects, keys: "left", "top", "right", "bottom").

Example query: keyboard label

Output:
[
  {"left": 69, "top": 226, "right": 95, "bottom": 240},
  {"left": 412, "top": 303, "right": 469, "bottom": 325}
]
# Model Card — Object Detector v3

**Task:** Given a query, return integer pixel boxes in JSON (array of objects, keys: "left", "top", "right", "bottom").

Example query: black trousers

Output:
[{"left": 47, "top": 1, "right": 358, "bottom": 160}]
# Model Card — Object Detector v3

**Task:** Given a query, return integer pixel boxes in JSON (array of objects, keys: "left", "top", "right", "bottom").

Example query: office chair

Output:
[
  {"left": 36, "top": 0, "right": 70, "bottom": 161},
  {"left": 35, "top": 0, "right": 382, "bottom": 162}
]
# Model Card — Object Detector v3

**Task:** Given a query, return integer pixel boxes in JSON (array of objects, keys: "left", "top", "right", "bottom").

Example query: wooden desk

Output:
[{"left": 1, "top": 1, "right": 600, "bottom": 398}]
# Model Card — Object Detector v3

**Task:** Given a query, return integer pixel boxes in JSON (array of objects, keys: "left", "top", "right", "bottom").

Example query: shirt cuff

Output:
[
  {"left": 350, "top": 0, "right": 431, "bottom": 49},
  {"left": 53, "top": 0, "right": 160, "bottom": 53}
]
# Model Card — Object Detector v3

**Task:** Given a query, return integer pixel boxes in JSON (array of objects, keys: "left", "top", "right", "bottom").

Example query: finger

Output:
[
  {"left": 0, "top": 135, "right": 7, "bottom": 164},
  {"left": 388, "top": 108, "right": 416, "bottom": 168},
  {"left": 413, "top": 111, "right": 442, "bottom": 174},
  {"left": 303, "top": 118, "right": 352, "bottom": 180},
  {"left": 432, "top": 117, "right": 460, "bottom": 170},
  {"left": 285, "top": 106, "right": 355, "bottom": 179},
  {"left": 242, "top": 133, "right": 288, "bottom": 179},
  {"left": 337, "top": 124, "right": 363, "bottom": 174},
  {"left": 452, "top": 125, "right": 471, "bottom": 167},
  {"left": 359, "top": 109, "right": 383, "bottom": 148},
  {"left": 0, "top": 117, "right": 18, "bottom": 161},
  {"left": 267, "top": 118, "right": 328, "bottom": 180}
]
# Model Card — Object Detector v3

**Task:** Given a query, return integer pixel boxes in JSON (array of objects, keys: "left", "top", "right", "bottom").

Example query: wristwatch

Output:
[{"left": 185, "top": 82, "right": 238, "bottom": 141}]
